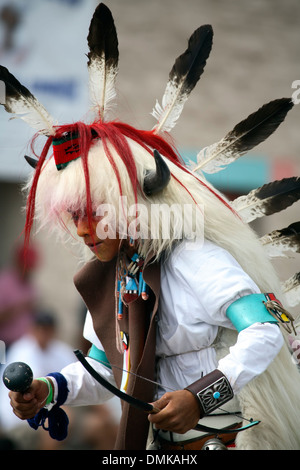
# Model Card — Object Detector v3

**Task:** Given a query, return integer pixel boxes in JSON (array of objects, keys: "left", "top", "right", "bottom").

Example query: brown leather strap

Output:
[
  {"left": 185, "top": 369, "right": 234, "bottom": 417},
  {"left": 157, "top": 422, "right": 242, "bottom": 450}
]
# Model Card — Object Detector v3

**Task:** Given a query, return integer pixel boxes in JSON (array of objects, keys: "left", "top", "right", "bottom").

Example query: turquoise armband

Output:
[
  {"left": 88, "top": 344, "right": 111, "bottom": 369},
  {"left": 226, "top": 293, "right": 279, "bottom": 332}
]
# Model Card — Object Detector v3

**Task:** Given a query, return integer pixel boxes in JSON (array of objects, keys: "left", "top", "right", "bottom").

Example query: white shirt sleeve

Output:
[
  {"left": 217, "top": 322, "right": 284, "bottom": 393},
  {"left": 61, "top": 357, "right": 116, "bottom": 406},
  {"left": 168, "top": 239, "right": 284, "bottom": 393}
]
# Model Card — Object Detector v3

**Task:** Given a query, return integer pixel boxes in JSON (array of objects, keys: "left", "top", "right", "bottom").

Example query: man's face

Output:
[{"left": 72, "top": 211, "right": 120, "bottom": 262}]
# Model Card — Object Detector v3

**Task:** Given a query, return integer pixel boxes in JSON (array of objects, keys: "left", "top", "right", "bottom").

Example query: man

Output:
[{"left": 2, "top": 3, "right": 300, "bottom": 450}]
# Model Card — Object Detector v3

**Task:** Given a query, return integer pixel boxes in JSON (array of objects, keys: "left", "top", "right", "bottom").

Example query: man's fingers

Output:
[
  {"left": 12, "top": 408, "right": 37, "bottom": 420},
  {"left": 8, "top": 388, "right": 39, "bottom": 419},
  {"left": 148, "top": 390, "right": 202, "bottom": 434},
  {"left": 148, "top": 405, "right": 161, "bottom": 414},
  {"left": 150, "top": 393, "right": 172, "bottom": 411},
  {"left": 10, "top": 398, "right": 38, "bottom": 419}
]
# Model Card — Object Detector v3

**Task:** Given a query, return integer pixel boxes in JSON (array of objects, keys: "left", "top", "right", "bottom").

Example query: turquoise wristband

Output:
[
  {"left": 226, "top": 293, "right": 279, "bottom": 332},
  {"left": 88, "top": 344, "right": 111, "bottom": 369}
]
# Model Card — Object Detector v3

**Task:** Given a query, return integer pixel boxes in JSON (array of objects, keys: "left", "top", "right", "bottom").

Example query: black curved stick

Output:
[{"left": 2, "top": 362, "right": 33, "bottom": 392}]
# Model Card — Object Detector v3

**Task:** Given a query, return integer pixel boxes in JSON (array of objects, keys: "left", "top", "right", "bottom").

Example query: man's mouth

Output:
[{"left": 85, "top": 241, "right": 103, "bottom": 251}]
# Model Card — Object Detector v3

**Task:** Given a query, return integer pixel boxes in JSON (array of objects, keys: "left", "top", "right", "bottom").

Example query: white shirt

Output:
[{"left": 61, "top": 239, "right": 283, "bottom": 406}]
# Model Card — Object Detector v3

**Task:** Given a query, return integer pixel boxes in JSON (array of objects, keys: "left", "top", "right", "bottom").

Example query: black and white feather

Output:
[
  {"left": 152, "top": 25, "right": 213, "bottom": 134},
  {"left": 0, "top": 65, "right": 55, "bottom": 136},
  {"left": 259, "top": 222, "right": 300, "bottom": 258},
  {"left": 194, "top": 98, "right": 294, "bottom": 174},
  {"left": 232, "top": 177, "right": 300, "bottom": 223},
  {"left": 87, "top": 3, "right": 119, "bottom": 121},
  {"left": 282, "top": 272, "right": 300, "bottom": 308}
]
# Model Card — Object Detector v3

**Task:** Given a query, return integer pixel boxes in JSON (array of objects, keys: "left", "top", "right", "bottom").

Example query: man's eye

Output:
[{"left": 71, "top": 213, "right": 80, "bottom": 223}]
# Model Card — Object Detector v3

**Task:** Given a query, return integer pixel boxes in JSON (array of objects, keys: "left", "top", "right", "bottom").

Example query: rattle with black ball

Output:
[
  {"left": 2, "top": 361, "right": 33, "bottom": 393},
  {"left": 2, "top": 362, "right": 68, "bottom": 441}
]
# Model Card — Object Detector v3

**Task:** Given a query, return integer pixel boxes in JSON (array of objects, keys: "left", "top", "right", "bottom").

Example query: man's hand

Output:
[
  {"left": 148, "top": 389, "right": 202, "bottom": 434},
  {"left": 9, "top": 379, "right": 50, "bottom": 420}
]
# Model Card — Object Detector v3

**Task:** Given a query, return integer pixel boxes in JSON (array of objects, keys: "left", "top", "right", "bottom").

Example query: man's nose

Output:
[{"left": 76, "top": 217, "right": 91, "bottom": 237}]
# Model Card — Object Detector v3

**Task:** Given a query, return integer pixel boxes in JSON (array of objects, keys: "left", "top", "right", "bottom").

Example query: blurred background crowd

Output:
[{"left": 0, "top": 0, "right": 299, "bottom": 450}]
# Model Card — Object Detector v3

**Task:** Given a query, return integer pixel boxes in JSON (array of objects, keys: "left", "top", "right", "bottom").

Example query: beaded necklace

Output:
[{"left": 116, "top": 240, "right": 149, "bottom": 320}]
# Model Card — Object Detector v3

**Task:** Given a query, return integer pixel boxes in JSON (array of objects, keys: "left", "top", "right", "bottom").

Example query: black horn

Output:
[
  {"left": 24, "top": 155, "right": 38, "bottom": 169},
  {"left": 143, "top": 149, "right": 171, "bottom": 196}
]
